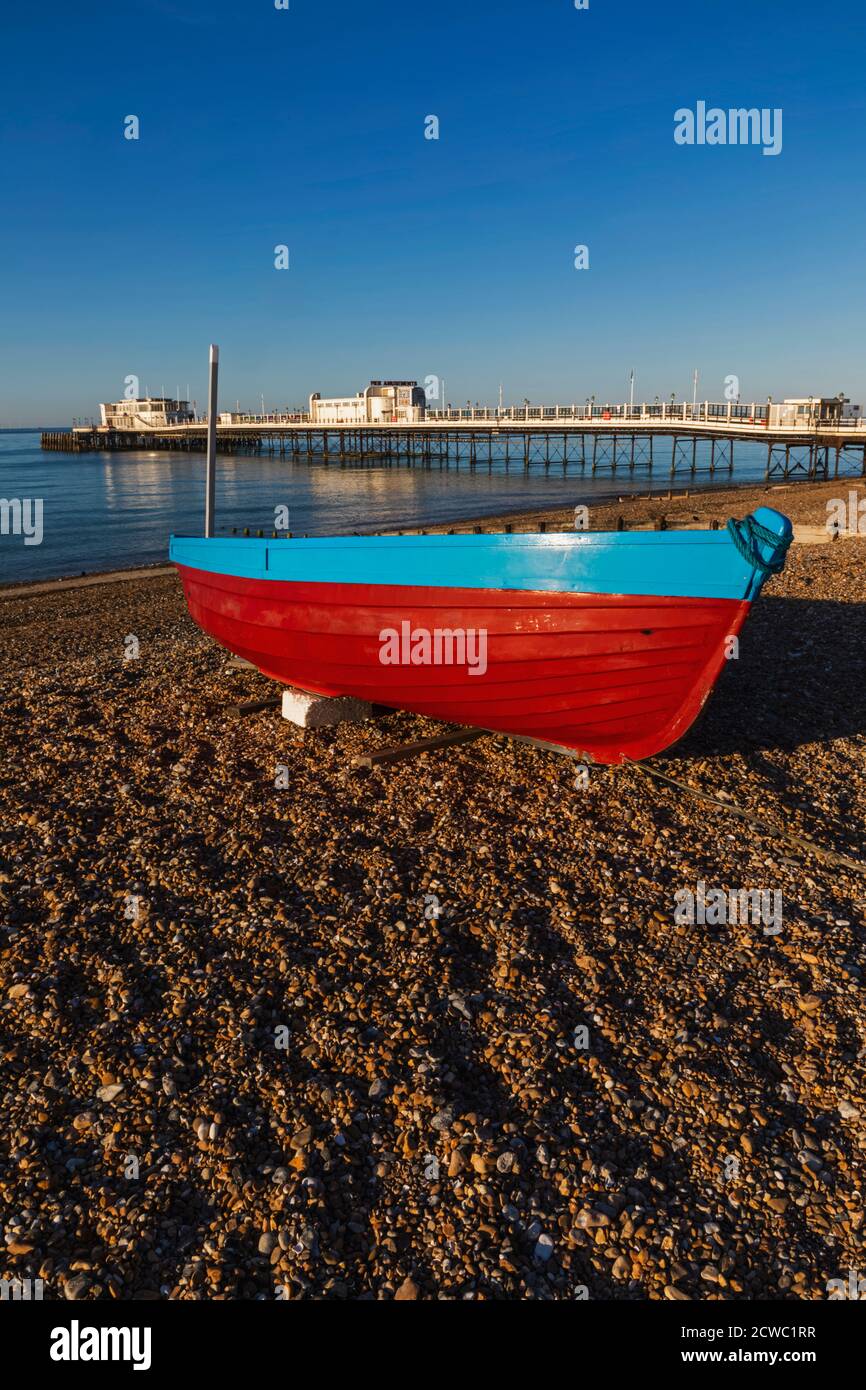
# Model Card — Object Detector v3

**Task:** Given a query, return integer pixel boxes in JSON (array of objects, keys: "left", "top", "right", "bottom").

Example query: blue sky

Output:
[{"left": 1, "top": 0, "right": 864, "bottom": 424}]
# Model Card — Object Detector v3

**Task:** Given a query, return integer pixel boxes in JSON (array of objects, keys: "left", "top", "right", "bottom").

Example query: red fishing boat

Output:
[{"left": 170, "top": 508, "right": 791, "bottom": 763}]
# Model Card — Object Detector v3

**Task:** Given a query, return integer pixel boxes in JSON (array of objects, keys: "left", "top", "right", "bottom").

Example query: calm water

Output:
[{"left": 0, "top": 430, "right": 770, "bottom": 584}]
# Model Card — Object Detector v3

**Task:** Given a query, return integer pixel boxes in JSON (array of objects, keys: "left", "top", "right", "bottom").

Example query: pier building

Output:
[
  {"left": 309, "top": 381, "right": 426, "bottom": 425},
  {"left": 99, "top": 397, "right": 195, "bottom": 430},
  {"left": 767, "top": 397, "right": 861, "bottom": 429}
]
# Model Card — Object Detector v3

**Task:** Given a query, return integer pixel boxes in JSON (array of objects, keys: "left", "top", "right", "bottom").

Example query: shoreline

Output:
[
  {"left": 0, "top": 563, "right": 175, "bottom": 601},
  {"left": 409, "top": 478, "right": 849, "bottom": 537},
  {"left": 1, "top": 477, "right": 857, "bottom": 597}
]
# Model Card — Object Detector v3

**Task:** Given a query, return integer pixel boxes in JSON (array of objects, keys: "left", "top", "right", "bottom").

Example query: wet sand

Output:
[{"left": 1, "top": 481, "right": 865, "bottom": 1300}]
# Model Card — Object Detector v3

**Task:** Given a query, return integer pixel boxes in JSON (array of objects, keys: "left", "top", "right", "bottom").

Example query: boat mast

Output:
[{"left": 205, "top": 344, "right": 219, "bottom": 538}]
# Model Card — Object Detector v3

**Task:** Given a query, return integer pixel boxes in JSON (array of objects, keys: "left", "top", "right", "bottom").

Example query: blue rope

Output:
[{"left": 726, "top": 515, "right": 791, "bottom": 577}]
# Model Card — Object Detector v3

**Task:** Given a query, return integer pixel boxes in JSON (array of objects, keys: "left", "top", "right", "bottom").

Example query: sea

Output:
[{"left": 0, "top": 429, "right": 770, "bottom": 585}]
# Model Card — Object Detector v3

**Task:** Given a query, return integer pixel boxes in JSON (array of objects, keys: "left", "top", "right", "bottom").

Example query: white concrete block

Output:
[{"left": 281, "top": 687, "right": 373, "bottom": 729}]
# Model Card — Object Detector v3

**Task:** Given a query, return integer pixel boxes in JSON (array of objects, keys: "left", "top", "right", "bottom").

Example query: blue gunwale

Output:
[{"left": 169, "top": 507, "right": 792, "bottom": 604}]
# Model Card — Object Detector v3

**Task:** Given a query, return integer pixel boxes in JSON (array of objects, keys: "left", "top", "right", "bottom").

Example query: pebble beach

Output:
[{"left": 1, "top": 480, "right": 865, "bottom": 1301}]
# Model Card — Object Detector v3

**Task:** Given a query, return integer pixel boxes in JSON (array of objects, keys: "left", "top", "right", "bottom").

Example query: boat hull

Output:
[{"left": 174, "top": 563, "right": 750, "bottom": 762}]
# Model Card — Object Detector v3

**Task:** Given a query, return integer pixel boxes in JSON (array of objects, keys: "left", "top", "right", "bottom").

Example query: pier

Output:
[{"left": 41, "top": 400, "right": 866, "bottom": 482}]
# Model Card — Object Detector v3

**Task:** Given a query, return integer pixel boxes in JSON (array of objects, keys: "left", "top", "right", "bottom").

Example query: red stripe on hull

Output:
[{"left": 175, "top": 565, "right": 749, "bottom": 763}]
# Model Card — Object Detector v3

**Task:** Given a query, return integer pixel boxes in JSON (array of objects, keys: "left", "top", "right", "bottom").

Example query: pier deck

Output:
[{"left": 41, "top": 403, "right": 866, "bottom": 482}]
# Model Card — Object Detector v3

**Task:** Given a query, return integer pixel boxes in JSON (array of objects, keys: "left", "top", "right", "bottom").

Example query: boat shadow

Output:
[{"left": 672, "top": 595, "right": 866, "bottom": 759}]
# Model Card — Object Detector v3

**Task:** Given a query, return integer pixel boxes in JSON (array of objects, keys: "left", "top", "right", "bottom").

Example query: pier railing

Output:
[
  {"left": 425, "top": 402, "right": 864, "bottom": 428},
  {"left": 207, "top": 402, "right": 864, "bottom": 430},
  {"left": 423, "top": 403, "right": 773, "bottom": 423}
]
